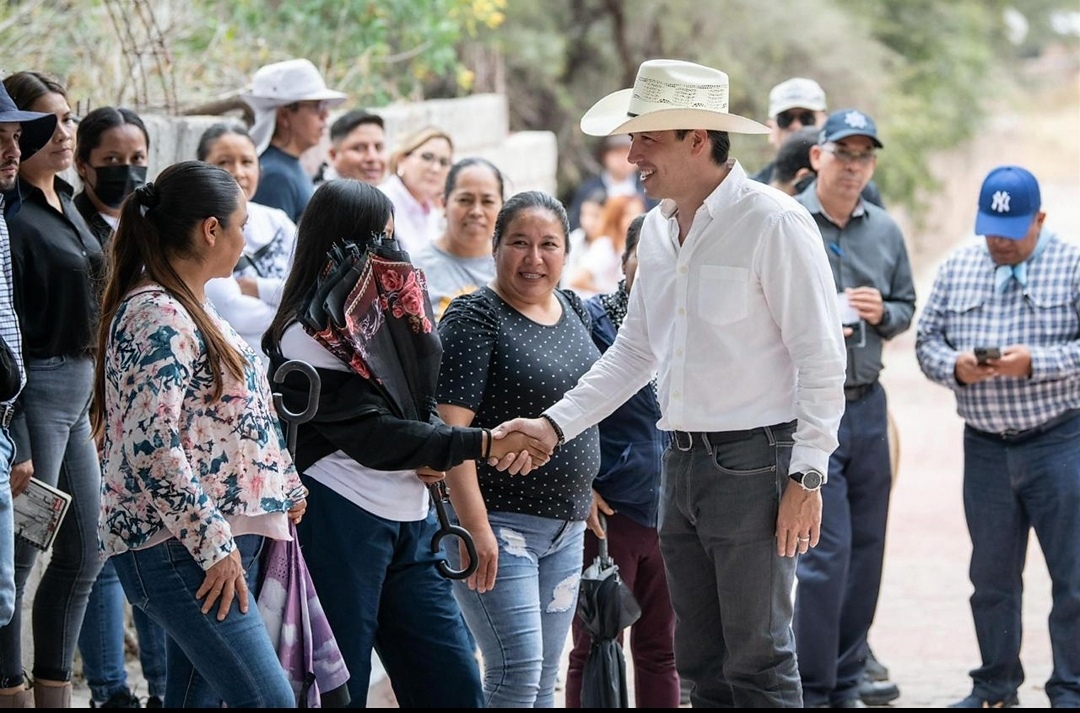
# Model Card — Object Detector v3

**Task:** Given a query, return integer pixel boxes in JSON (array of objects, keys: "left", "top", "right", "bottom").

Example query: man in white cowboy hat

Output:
[
  {"left": 492, "top": 58, "right": 847, "bottom": 707},
  {"left": 0, "top": 82, "right": 56, "bottom": 627},
  {"left": 241, "top": 58, "right": 346, "bottom": 222}
]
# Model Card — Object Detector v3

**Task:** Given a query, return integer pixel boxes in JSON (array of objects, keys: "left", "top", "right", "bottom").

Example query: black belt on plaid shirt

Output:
[{"left": 970, "top": 409, "right": 1080, "bottom": 443}]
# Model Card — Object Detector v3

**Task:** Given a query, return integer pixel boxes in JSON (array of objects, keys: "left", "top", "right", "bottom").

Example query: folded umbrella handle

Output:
[
  {"left": 272, "top": 360, "right": 321, "bottom": 456},
  {"left": 429, "top": 481, "right": 478, "bottom": 580}
]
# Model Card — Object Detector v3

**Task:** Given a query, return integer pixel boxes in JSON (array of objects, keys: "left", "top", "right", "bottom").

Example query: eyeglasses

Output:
[
  {"left": 415, "top": 151, "right": 451, "bottom": 169},
  {"left": 290, "top": 100, "right": 331, "bottom": 114},
  {"left": 776, "top": 110, "right": 818, "bottom": 130},
  {"left": 821, "top": 143, "right": 876, "bottom": 166}
]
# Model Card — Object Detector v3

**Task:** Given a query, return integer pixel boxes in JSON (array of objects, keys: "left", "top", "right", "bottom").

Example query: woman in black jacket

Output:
[{"left": 264, "top": 179, "right": 546, "bottom": 708}]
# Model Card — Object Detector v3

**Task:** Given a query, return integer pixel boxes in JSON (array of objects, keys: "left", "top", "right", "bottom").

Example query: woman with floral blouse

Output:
[{"left": 89, "top": 160, "right": 305, "bottom": 708}]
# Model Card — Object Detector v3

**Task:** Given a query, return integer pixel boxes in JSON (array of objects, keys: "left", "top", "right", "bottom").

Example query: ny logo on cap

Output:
[
  {"left": 991, "top": 190, "right": 1011, "bottom": 213},
  {"left": 844, "top": 110, "right": 869, "bottom": 129}
]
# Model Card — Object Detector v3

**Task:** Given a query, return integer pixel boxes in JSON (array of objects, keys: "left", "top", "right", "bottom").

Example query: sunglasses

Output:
[
  {"left": 776, "top": 110, "right": 818, "bottom": 130},
  {"left": 415, "top": 151, "right": 451, "bottom": 169}
]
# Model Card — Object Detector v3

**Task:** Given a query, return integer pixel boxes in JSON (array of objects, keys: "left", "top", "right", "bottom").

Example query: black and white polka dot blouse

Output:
[{"left": 437, "top": 286, "right": 601, "bottom": 522}]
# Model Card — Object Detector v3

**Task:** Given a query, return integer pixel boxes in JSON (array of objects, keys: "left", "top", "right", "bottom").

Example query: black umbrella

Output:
[
  {"left": 577, "top": 513, "right": 642, "bottom": 708},
  {"left": 297, "top": 234, "right": 477, "bottom": 580}
]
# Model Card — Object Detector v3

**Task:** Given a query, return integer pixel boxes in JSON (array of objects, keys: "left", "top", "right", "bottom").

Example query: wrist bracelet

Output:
[
  {"left": 540, "top": 413, "right": 565, "bottom": 447},
  {"left": 482, "top": 427, "right": 493, "bottom": 461}
]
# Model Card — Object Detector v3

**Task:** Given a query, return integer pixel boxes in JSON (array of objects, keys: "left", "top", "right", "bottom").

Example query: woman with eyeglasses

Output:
[
  {"left": 379, "top": 126, "right": 454, "bottom": 255},
  {"left": 0, "top": 70, "right": 105, "bottom": 708}
]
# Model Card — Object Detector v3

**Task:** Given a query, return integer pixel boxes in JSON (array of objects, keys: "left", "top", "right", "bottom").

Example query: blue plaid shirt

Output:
[
  {"left": 0, "top": 194, "right": 24, "bottom": 405},
  {"left": 915, "top": 230, "right": 1080, "bottom": 433}
]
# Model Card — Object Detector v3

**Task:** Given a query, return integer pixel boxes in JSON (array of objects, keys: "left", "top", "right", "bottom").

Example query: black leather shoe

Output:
[
  {"left": 859, "top": 677, "right": 900, "bottom": 706},
  {"left": 865, "top": 647, "right": 889, "bottom": 682},
  {"left": 948, "top": 693, "right": 1019, "bottom": 708}
]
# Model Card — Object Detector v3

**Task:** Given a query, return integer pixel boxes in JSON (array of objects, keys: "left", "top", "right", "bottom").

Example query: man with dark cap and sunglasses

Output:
[{"left": 0, "top": 82, "right": 56, "bottom": 628}]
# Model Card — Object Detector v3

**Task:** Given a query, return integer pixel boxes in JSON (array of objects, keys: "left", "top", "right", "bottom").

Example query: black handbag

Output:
[{"left": 0, "top": 334, "right": 21, "bottom": 402}]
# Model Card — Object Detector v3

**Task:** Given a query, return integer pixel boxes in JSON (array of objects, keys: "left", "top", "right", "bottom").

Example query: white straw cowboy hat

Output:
[
  {"left": 240, "top": 58, "right": 346, "bottom": 155},
  {"left": 581, "top": 59, "right": 769, "bottom": 137}
]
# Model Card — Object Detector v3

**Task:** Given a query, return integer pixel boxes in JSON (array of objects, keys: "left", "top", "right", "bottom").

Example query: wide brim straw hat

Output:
[
  {"left": 580, "top": 59, "right": 769, "bottom": 137},
  {"left": 0, "top": 82, "right": 58, "bottom": 161},
  {"left": 240, "top": 58, "right": 346, "bottom": 155}
]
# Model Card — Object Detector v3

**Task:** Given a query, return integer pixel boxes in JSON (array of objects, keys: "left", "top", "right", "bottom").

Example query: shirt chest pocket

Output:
[
  {"left": 1025, "top": 283, "right": 1080, "bottom": 340},
  {"left": 944, "top": 285, "right": 986, "bottom": 315},
  {"left": 698, "top": 266, "right": 749, "bottom": 326}
]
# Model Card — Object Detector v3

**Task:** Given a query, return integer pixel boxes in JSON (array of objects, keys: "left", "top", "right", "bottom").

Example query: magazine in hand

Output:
[{"left": 13, "top": 477, "right": 72, "bottom": 551}]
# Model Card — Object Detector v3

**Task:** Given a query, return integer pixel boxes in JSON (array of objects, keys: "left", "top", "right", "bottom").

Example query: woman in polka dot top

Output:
[{"left": 436, "top": 190, "right": 602, "bottom": 707}]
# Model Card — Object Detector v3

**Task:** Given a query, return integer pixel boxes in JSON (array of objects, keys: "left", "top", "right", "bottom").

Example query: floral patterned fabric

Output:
[{"left": 99, "top": 284, "right": 302, "bottom": 570}]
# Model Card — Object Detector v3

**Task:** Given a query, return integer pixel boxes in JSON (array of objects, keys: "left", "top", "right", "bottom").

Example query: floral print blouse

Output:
[{"left": 100, "top": 284, "right": 302, "bottom": 569}]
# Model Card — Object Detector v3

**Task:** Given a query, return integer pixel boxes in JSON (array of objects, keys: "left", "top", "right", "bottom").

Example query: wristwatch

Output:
[{"left": 789, "top": 469, "right": 825, "bottom": 492}]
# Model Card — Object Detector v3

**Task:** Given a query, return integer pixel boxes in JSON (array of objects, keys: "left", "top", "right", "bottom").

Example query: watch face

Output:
[{"left": 801, "top": 470, "right": 823, "bottom": 490}]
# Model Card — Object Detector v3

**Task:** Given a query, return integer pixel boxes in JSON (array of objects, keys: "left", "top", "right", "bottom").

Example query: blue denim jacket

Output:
[{"left": 585, "top": 295, "right": 670, "bottom": 528}]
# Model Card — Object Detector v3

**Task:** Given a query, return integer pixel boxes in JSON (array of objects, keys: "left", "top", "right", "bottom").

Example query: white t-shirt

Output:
[{"left": 279, "top": 323, "right": 429, "bottom": 522}]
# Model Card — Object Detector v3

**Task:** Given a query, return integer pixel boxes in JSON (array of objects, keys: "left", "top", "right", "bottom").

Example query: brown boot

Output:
[
  {"left": 32, "top": 681, "right": 71, "bottom": 708},
  {"left": 0, "top": 688, "right": 33, "bottom": 708}
]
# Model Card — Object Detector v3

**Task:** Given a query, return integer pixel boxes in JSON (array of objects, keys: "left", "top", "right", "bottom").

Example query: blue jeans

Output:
[
  {"left": 297, "top": 476, "right": 483, "bottom": 708},
  {"left": 659, "top": 422, "right": 802, "bottom": 707},
  {"left": 0, "top": 355, "right": 103, "bottom": 684},
  {"left": 78, "top": 558, "right": 167, "bottom": 702},
  {"left": 0, "top": 427, "right": 14, "bottom": 627},
  {"left": 111, "top": 535, "right": 295, "bottom": 708},
  {"left": 963, "top": 412, "right": 1080, "bottom": 708},
  {"left": 447, "top": 508, "right": 586, "bottom": 708},
  {"left": 794, "top": 384, "right": 892, "bottom": 706}
]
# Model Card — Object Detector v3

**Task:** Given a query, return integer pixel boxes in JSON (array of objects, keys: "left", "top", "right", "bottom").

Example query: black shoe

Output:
[
  {"left": 859, "top": 677, "right": 900, "bottom": 706},
  {"left": 91, "top": 689, "right": 142, "bottom": 708},
  {"left": 948, "top": 693, "right": 1019, "bottom": 708},
  {"left": 864, "top": 647, "right": 889, "bottom": 682},
  {"left": 145, "top": 695, "right": 163, "bottom": 708}
]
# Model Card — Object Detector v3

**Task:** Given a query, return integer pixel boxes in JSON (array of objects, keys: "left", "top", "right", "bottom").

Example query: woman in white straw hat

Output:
[
  {"left": 241, "top": 58, "right": 346, "bottom": 223},
  {"left": 490, "top": 58, "right": 848, "bottom": 708}
]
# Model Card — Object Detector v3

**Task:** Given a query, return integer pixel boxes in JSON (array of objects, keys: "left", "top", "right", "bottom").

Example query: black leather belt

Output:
[
  {"left": 844, "top": 381, "right": 878, "bottom": 402},
  {"left": 673, "top": 420, "right": 797, "bottom": 452},
  {"left": 0, "top": 403, "right": 14, "bottom": 429},
  {"left": 972, "top": 409, "right": 1080, "bottom": 443}
]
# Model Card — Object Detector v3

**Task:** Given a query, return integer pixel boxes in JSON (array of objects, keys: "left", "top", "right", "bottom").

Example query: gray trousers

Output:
[{"left": 659, "top": 422, "right": 801, "bottom": 708}]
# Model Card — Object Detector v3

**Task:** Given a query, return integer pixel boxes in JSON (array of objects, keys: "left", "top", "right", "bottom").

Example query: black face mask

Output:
[{"left": 90, "top": 164, "right": 148, "bottom": 209}]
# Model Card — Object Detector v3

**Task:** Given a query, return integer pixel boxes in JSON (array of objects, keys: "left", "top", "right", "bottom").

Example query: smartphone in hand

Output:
[{"left": 974, "top": 346, "right": 1002, "bottom": 365}]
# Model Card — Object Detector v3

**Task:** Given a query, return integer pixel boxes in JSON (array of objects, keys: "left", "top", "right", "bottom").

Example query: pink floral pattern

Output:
[{"left": 99, "top": 286, "right": 302, "bottom": 569}]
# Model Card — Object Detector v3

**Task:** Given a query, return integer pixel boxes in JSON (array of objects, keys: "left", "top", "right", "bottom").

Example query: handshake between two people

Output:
[
  {"left": 484, "top": 416, "right": 561, "bottom": 475},
  {"left": 415, "top": 417, "right": 562, "bottom": 485}
]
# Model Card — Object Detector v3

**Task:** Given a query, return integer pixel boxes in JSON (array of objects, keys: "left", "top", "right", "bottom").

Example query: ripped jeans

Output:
[{"left": 447, "top": 509, "right": 585, "bottom": 708}]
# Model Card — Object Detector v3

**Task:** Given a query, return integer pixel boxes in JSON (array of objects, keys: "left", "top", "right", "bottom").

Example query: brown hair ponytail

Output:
[{"left": 91, "top": 161, "right": 245, "bottom": 439}]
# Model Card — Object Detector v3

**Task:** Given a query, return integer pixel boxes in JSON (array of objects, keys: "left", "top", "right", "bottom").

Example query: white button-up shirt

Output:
[{"left": 547, "top": 161, "right": 846, "bottom": 475}]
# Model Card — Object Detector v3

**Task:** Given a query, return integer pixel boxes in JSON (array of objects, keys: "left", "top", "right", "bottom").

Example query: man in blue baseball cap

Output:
[
  {"left": 916, "top": 165, "right": 1080, "bottom": 708},
  {"left": 792, "top": 107, "right": 915, "bottom": 708},
  {"left": 0, "top": 82, "right": 57, "bottom": 630}
]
